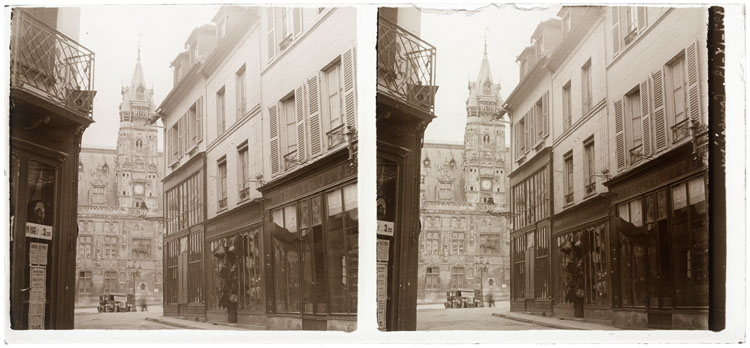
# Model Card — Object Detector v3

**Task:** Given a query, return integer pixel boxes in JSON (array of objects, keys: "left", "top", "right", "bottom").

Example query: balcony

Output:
[
  {"left": 10, "top": 10, "right": 96, "bottom": 119},
  {"left": 377, "top": 18, "right": 437, "bottom": 114}
]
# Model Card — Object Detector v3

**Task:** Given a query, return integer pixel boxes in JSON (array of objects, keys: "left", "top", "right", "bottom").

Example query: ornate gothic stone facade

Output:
[
  {"left": 417, "top": 46, "right": 511, "bottom": 304},
  {"left": 75, "top": 54, "right": 164, "bottom": 307}
]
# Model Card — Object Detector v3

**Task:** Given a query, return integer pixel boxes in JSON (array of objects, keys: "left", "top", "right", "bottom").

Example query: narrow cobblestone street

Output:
[
  {"left": 417, "top": 301, "right": 551, "bottom": 330},
  {"left": 74, "top": 306, "right": 175, "bottom": 330}
]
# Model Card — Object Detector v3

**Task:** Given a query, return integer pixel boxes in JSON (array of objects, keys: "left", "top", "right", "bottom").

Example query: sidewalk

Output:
[
  {"left": 492, "top": 311, "right": 622, "bottom": 330},
  {"left": 145, "top": 315, "right": 267, "bottom": 330}
]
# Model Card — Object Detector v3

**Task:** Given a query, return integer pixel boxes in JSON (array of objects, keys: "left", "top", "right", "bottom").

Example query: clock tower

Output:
[
  {"left": 116, "top": 50, "right": 160, "bottom": 210},
  {"left": 463, "top": 41, "right": 509, "bottom": 206}
]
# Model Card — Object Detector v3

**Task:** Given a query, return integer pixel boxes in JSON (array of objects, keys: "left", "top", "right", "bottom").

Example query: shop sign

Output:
[
  {"left": 377, "top": 220, "right": 394, "bottom": 236},
  {"left": 25, "top": 222, "right": 52, "bottom": 240}
]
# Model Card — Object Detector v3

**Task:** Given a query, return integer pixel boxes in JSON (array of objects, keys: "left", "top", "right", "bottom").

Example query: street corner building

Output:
[
  {"left": 504, "top": 6, "right": 711, "bottom": 329},
  {"left": 9, "top": 8, "right": 97, "bottom": 329},
  {"left": 153, "top": 6, "right": 358, "bottom": 331},
  {"left": 417, "top": 45, "right": 512, "bottom": 307},
  {"left": 376, "top": 8, "right": 438, "bottom": 331},
  {"left": 75, "top": 52, "right": 165, "bottom": 309}
]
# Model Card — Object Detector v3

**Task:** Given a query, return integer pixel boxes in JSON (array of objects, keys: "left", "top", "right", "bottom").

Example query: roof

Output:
[{"left": 185, "top": 24, "right": 215, "bottom": 47}]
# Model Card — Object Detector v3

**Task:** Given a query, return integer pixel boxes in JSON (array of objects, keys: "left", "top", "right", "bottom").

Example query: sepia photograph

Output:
[
  {"left": 7, "top": 5, "right": 358, "bottom": 333},
  {"left": 376, "top": 4, "right": 727, "bottom": 333}
]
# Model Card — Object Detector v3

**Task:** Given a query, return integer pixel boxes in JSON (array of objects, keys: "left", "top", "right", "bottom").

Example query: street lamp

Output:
[{"left": 475, "top": 257, "right": 490, "bottom": 306}]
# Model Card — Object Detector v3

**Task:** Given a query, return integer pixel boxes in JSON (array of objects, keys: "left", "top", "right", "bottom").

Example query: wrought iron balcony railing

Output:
[
  {"left": 377, "top": 18, "right": 436, "bottom": 114},
  {"left": 10, "top": 10, "right": 96, "bottom": 119}
]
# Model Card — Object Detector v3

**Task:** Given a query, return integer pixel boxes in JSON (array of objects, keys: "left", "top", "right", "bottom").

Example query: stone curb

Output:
[
  {"left": 145, "top": 316, "right": 206, "bottom": 330},
  {"left": 492, "top": 313, "right": 588, "bottom": 330}
]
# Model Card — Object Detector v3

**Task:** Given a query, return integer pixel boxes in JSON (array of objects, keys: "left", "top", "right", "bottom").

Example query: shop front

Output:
[
  {"left": 509, "top": 153, "right": 553, "bottom": 315},
  {"left": 162, "top": 155, "right": 206, "bottom": 319},
  {"left": 606, "top": 143, "right": 708, "bottom": 329},
  {"left": 204, "top": 201, "right": 265, "bottom": 327},
  {"left": 551, "top": 194, "right": 611, "bottom": 321},
  {"left": 259, "top": 148, "right": 358, "bottom": 331}
]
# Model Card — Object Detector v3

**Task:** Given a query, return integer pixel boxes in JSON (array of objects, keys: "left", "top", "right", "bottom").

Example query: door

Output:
[
  {"left": 524, "top": 232, "right": 535, "bottom": 299},
  {"left": 178, "top": 251, "right": 188, "bottom": 304}
]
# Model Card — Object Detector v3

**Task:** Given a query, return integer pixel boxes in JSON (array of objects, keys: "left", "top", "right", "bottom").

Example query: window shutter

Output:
[
  {"left": 295, "top": 85, "right": 307, "bottom": 163},
  {"left": 651, "top": 69, "right": 668, "bottom": 151},
  {"left": 637, "top": 7, "right": 647, "bottom": 32},
  {"left": 685, "top": 41, "right": 702, "bottom": 125},
  {"left": 266, "top": 8, "right": 275, "bottom": 61},
  {"left": 611, "top": 7, "right": 621, "bottom": 54},
  {"left": 342, "top": 47, "right": 357, "bottom": 130},
  {"left": 523, "top": 114, "right": 529, "bottom": 153},
  {"left": 177, "top": 117, "right": 184, "bottom": 157},
  {"left": 307, "top": 75, "right": 322, "bottom": 158},
  {"left": 614, "top": 99, "right": 626, "bottom": 169},
  {"left": 269, "top": 105, "right": 280, "bottom": 175},
  {"left": 196, "top": 97, "right": 203, "bottom": 142},
  {"left": 640, "top": 80, "right": 652, "bottom": 157},
  {"left": 542, "top": 91, "right": 549, "bottom": 137},
  {"left": 293, "top": 7, "right": 303, "bottom": 37}
]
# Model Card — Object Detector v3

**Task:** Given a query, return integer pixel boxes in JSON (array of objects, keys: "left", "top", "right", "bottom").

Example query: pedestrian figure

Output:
[
  {"left": 140, "top": 298, "right": 148, "bottom": 312},
  {"left": 488, "top": 294, "right": 495, "bottom": 307}
]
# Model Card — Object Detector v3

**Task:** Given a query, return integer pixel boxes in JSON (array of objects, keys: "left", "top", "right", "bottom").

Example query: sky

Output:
[
  {"left": 420, "top": 4, "right": 561, "bottom": 143},
  {"left": 78, "top": 5, "right": 219, "bottom": 149}
]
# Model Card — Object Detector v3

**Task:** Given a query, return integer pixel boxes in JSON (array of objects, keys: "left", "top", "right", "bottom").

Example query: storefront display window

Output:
[
  {"left": 271, "top": 205, "right": 300, "bottom": 313},
  {"left": 327, "top": 184, "right": 358, "bottom": 314},
  {"left": 614, "top": 174, "right": 707, "bottom": 309}
]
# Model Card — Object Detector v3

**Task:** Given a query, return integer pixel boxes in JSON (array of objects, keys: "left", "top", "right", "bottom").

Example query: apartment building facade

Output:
[
  {"left": 547, "top": 7, "right": 612, "bottom": 321},
  {"left": 9, "top": 7, "right": 96, "bottom": 329},
  {"left": 603, "top": 7, "right": 709, "bottom": 329},
  {"left": 257, "top": 7, "right": 358, "bottom": 331},
  {"left": 504, "top": 17, "right": 560, "bottom": 315},
  {"left": 156, "top": 20, "right": 215, "bottom": 320}
]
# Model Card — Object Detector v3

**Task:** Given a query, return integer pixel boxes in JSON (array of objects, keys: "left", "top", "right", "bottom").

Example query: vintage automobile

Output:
[
  {"left": 97, "top": 293, "right": 136, "bottom": 313},
  {"left": 444, "top": 289, "right": 482, "bottom": 308}
]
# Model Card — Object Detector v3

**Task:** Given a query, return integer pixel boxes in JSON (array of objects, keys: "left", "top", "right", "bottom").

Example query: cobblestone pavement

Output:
[
  {"left": 417, "top": 302, "right": 551, "bottom": 331},
  {"left": 74, "top": 306, "right": 176, "bottom": 330}
]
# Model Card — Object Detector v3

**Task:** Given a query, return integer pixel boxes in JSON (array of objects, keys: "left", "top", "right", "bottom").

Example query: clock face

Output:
[
  {"left": 134, "top": 184, "right": 144, "bottom": 195},
  {"left": 481, "top": 179, "right": 492, "bottom": 190}
]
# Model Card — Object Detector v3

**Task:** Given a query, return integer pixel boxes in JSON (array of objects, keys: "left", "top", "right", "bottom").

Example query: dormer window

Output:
[
  {"left": 217, "top": 17, "right": 227, "bottom": 41},
  {"left": 535, "top": 35, "right": 544, "bottom": 57},
  {"left": 562, "top": 11, "right": 572, "bottom": 36},
  {"left": 191, "top": 43, "right": 199, "bottom": 63}
]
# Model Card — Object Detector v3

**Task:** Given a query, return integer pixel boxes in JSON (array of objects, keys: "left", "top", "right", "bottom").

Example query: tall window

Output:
[
  {"left": 451, "top": 232, "right": 465, "bottom": 255},
  {"left": 625, "top": 7, "right": 637, "bottom": 33},
  {"left": 237, "top": 143, "right": 249, "bottom": 200},
  {"left": 236, "top": 65, "right": 247, "bottom": 117},
  {"left": 582, "top": 59, "right": 592, "bottom": 115},
  {"left": 217, "top": 158, "right": 227, "bottom": 209},
  {"left": 562, "top": 81, "right": 572, "bottom": 131},
  {"left": 188, "top": 103, "right": 197, "bottom": 145},
  {"left": 438, "top": 181, "right": 453, "bottom": 201},
  {"left": 104, "top": 271, "right": 117, "bottom": 292},
  {"left": 668, "top": 56, "right": 687, "bottom": 127},
  {"left": 78, "top": 236, "right": 93, "bottom": 259},
  {"left": 216, "top": 87, "right": 226, "bottom": 135},
  {"left": 584, "top": 138, "right": 596, "bottom": 195},
  {"left": 188, "top": 231, "right": 203, "bottom": 304},
  {"left": 104, "top": 236, "right": 117, "bottom": 259},
  {"left": 272, "top": 204, "right": 301, "bottom": 313},
  {"left": 281, "top": 7, "right": 294, "bottom": 40},
  {"left": 78, "top": 271, "right": 93, "bottom": 296},
  {"left": 325, "top": 63, "right": 343, "bottom": 130},
  {"left": 451, "top": 267, "right": 465, "bottom": 288},
  {"left": 425, "top": 232, "right": 440, "bottom": 255},
  {"left": 170, "top": 122, "right": 179, "bottom": 163},
  {"left": 564, "top": 153, "right": 574, "bottom": 204},
  {"left": 627, "top": 87, "right": 643, "bottom": 162},
  {"left": 283, "top": 98, "right": 297, "bottom": 154},
  {"left": 426, "top": 267, "right": 440, "bottom": 290},
  {"left": 326, "top": 184, "right": 358, "bottom": 314},
  {"left": 92, "top": 186, "right": 105, "bottom": 204}
]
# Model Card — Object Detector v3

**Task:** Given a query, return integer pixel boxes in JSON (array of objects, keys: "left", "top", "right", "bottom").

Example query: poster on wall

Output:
[
  {"left": 28, "top": 266, "right": 47, "bottom": 329},
  {"left": 377, "top": 261, "right": 388, "bottom": 330},
  {"left": 25, "top": 222, "right": 52, "bottom": 240},
  {"left": 29, "top": 242, "right": 48, "bottom": 265},
  {"left": 377, "top": 239, "right": 390, "bottom": 262}
]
